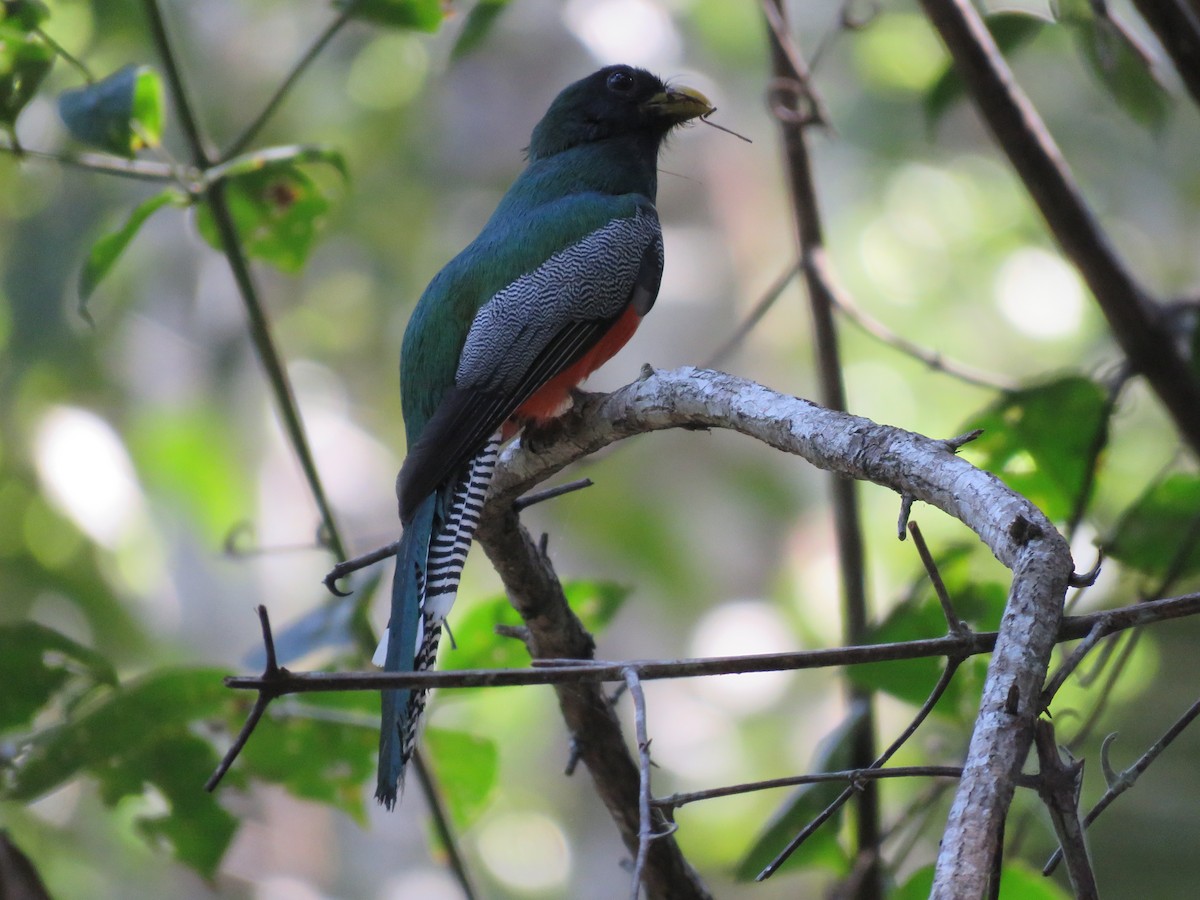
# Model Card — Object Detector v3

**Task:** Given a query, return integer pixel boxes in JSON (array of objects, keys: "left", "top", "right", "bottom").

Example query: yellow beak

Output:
[{"left": 644, "top": 85, "right": 714, "bottom": 123}]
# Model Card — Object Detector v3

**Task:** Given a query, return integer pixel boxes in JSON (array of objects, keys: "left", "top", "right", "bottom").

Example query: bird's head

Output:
[{"left": 528, "top": 65, "right": 713, "bottom": 161}]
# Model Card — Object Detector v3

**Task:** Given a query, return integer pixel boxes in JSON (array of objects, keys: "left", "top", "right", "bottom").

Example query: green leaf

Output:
[
  {"left": 0, "top": 20, "right": 54, "bottom": 127},
  {"left": 924, "top": 11, "right": 1048, "bottom": 130},
  {"left": 57, "top": 64, "right": 166, "bottom": 156},
  {"left": 962, "top": 376, "right": 1109, "bottom": 522},
  {"left": 2, "top": 1, "right": 51, "bottom": 30},
  {"left": 997, "top": 862, "right": 1074, "bottom": 899},
  {"left": 424, "top": 727, "right": 499, "bottom": 828},
  {"left": 451, "top": 0, "right": 512, "bottom": 61},
  {"left": 0, "top": 622, "right": 117, "bottom": 732},
  {"left": 6, "top": 667, "right": 231, "bottom": 801},
  {"left": 94, "top": 731, "right": 236, "bottom": 879},
  {"left": 441, "top": 592, "right": 527, "bottom": 671},
  {"left": 339, "top": 0, "right": 445, "bottom": 32},
  {"left": 1058, "top": 0, "right": 1171, "bottom": 132},
  {"left": 893, "top": 865, "right": 935, "bottom": 900},
  {"left": 196, "top": 161, "right": 338, "bottom": 272},
  {"left": 733, "top": 712, "right": 859, "bottom": 880},
  {"left": 79, "top": 189, "right": 186, "bottom": 308},
  {"left": 1108, "top": 473, "right": 1200, "bottom": 581},
  {"left": 238, "top": 692, "right": 377, "bottom": 822}
]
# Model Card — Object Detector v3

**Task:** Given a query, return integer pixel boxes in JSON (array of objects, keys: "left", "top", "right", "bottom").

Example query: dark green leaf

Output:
[
  {"left": 424, "top": 727, "right": 498, "bottom": 828},
  {"left": 6, "top": 667, "right": 231, "bottom": 801},
  {"left": 1108, "top": 473, "right": 1200, "bottom": 581},
  {"left": 0, "top": 21, "right": 54, "bottom": 126},
  {"left": 451, "top": 0, "right": 511, "bottom": 61},
  {"left": 94, "top": 731, "right": 236, "bottom": 879},
  {"left": 962, "top": 376, "right": 1109, "bottom": 522},
  {"left": 57, "top": 64, "right": 165, "bottom": 156},
  {"left": 339, "top": 0, "right": 444, "bottom": 32},
  {"left": 1059, "top": 0, "right": 1171, "bottom": 132},
  {"left": 3, "top": 1, "right": 51, "bottom": 30},
  {"left": 925, "top": 11, "right": 1048, "bottom": 130},
  {"left": 196, "top": 162, "right": 337, "bottom": 272},
  {"left": 238, "top": 692, "right": 377, "bottom": 822},
  {"left": 0, "top": 622, "right": 117, "bottom": 731},
  {"left": 79, "top": 189, "right": 186, "bottom": 307},
  {"left": 733, "top": 712, "right": 859, "bottom": 880}
]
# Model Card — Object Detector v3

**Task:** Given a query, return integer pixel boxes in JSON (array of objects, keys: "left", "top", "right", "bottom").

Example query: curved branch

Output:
[{"left": 485, "top": 365, "right": 1074, "bottom": 900}]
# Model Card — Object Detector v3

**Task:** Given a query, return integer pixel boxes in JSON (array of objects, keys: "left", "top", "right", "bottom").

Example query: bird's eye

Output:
[{"left": 607, "top": 71, "right": 636, "bottom": 94}]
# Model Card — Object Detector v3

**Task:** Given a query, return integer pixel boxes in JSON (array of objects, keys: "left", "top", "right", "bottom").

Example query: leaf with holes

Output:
[
  {"left": 0, "top": 622, "right": 117, "bottom": 732},
  {"left": 196, "top": 162, "right": 339, "bottom": 272}
]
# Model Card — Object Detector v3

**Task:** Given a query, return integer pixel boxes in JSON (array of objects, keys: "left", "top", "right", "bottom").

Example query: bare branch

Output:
[{"left": 1033, "top": 720, "right": 1098, "bottom": 899}]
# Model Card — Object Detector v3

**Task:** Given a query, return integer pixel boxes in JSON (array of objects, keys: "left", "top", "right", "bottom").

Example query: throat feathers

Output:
[{"left": 375, "top": 64, "right": 713, "bottom": 808}]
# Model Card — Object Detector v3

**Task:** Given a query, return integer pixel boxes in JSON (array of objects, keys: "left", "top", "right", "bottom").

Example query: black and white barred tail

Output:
[{"left": 376, "top": 435, "right": 500, "bottom": 781}]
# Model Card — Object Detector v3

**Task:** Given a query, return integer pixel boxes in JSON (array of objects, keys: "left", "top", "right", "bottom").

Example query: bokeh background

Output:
[{"left": 3, "top": 0, "right": 1200, "bottom": 897}]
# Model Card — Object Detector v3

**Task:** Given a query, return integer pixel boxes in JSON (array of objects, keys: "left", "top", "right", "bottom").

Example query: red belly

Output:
[{"left": 513, "top": 305, "right": 642, "bottom": 425}]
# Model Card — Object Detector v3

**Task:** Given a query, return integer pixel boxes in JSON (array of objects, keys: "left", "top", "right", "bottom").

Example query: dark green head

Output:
[{"left": 528, "top": 65, "right": 712, "bottom": 161}]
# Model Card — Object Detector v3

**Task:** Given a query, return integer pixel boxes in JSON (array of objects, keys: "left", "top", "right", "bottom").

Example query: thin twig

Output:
[
  {"left": 625, "top": 667, "right": 653, "bottom": 900},
  {"left": 704, "top": 260, "right": 797, "bottom": 367},
  {"left": 908, "top": 521, "right": 966, "bottom": 634},
  {"left": 513, "top": 478, "right": 594, "bottom": 512},
  {"left": 203, "top": 180, "right": 347, "bottom": 563},
  {"left": 206, "top": 606, "right": 281, "bottom": 791},
  {"left": 221, "top": 4, "right": 359, "bottom": 160},
  {"left": 757, "top": 656, "right": 964, "bottom": 880},
  {"left": 1039, "top": 619, "right": 1109, "bottom": 711},
  {"left": 221, "top": 592, "right": 1200, "bottom": 696},
  {"left": 832, "top": 287, "right": 1018, "bottom": 392},
  {"left": 142, "top": 0, "right": 211, "bottom": 166},
  {"left": 324, "top": 539, "right": 400, "bottom": 596},
  {"left": 34, "top": 26, "right": 94, "bottom": 84},
  {"left": 656, "top": 765, "right": 970, "bottom": 811},
  {"left": 0, "top": 141, "right": 181, "bottom": 181},
  {"left": 412, "top": 750, "right": 479, "bottom": 900}
]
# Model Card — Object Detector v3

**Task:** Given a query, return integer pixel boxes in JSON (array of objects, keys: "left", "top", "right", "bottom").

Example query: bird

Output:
[{"left": 375, "top": 64, "right": 713, "bottom": 808}]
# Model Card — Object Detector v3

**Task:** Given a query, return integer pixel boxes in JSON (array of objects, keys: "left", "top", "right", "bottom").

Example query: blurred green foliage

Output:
[{"left": 1, "top": 0, "right": 1199, "bottom": 898}]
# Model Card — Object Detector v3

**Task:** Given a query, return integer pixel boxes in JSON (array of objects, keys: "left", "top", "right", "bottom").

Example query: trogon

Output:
[{"left": 375, "top": 64, "right": 713, "bottom": 808}]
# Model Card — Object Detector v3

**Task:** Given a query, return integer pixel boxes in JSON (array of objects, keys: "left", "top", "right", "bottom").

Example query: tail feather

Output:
[{"left": 375, "top": 435, "right": 500, "bottom": 808}]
